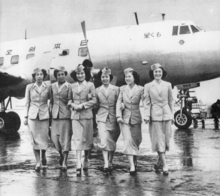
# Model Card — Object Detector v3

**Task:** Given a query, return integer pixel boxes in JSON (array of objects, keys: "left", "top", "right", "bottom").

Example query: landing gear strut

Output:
[
  {"left": 0, "top": 97, "right": 21, "bottom": 133},
  {"left": 174, "top": 88, "right": 197, "bottom": 129}
]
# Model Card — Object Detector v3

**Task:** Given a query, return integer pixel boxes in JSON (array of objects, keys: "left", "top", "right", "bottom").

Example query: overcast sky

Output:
[
  {"left": 1, "top": 0, "right": 220, "bottom": 42},
  {"left": 0, "top": 0, "right": 220, "bottom": 104}
]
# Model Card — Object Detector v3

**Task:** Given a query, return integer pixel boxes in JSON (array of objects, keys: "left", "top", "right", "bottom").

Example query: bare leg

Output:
[
  {"left": 158, "top": 152, "right": 168, "bottom": 170},
  {"left": 156, "top": 152, "right": 162, "bottom": 166},
  {"left": 59, "top": 150, "right": 63, "bottom": 165},
  {"left": 62, "top": 151, "right": 69, "bottom": 168},
  {"left": 108, "top": 151, "right": 114, "bottom": 167},
  {"left": 128, "top": 155, "right": 135, "bottom": 172},
  {"left": 34, "top": 149, "right": 41, "bottom": 167},
  {"left": 133, "top": 155, "right": 137, "bottom": 167},
  {"left": 102, "top": 150, "right": 109, "bottom": 168},
  {"left": 76, "top": 150, "right": 82, "bottom": 169}
]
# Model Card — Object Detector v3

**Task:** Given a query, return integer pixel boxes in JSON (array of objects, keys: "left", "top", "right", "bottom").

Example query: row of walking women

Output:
[{"left": 24, "top": 63, "right": 173, "bottom": 176}]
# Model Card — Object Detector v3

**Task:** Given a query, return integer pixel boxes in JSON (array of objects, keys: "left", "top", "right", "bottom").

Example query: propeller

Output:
[{"left": 81, "top": 21, "right": 91, "bottom": 61}]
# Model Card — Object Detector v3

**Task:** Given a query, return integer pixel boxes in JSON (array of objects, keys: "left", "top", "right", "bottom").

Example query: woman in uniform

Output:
[
  {"left": 68, "top": 64, "right": 96, "bottom": 176},
  {"left": 24, "top": 68, "right": 50, "bottom": 171},
  {"left": 50, "top": 66, "right": 72, "bottom": 171},
  {"left": 143, "top": 63, "right": 174, "bottom": 176},
  {"left": 95, "top": 68, "right": 120, "bottom": 172},
  {"left": 116, "top": 68, "right": 144, "bottom": 175}
]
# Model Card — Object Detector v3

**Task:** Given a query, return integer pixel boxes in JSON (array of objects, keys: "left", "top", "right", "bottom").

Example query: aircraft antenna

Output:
[
  {"left": 25, "top": 29, "right": 27, "bottom": 40},
  {"left": 162, "top": 13, "right": 165, "bottom": 21},
  {"left": 134, "top": 12, "right": 139, "bottom": 25}
]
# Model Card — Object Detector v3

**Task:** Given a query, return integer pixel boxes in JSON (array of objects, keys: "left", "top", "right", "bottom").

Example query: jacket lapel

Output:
[
  {"left": 71, "top": 83, "right": 78, "bottom": 94},
  {"left": 78, "top": 83, "right": 87, "bottom": 94},
  {"left": 130, "top": 85, "right": 139, "bottom": 99},
  {"left": 106, "top": 87, "right": 114, "bottom": 98}
]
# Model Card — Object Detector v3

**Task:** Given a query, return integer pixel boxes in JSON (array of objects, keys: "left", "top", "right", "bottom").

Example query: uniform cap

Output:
[
  {"left": 75, "top": 64, "right": 85, "bottom": 72},
  {"left": 124, "top": 68, "right": 134, "bottom": 75},
  {"left": 102, "top": 68, "right": 111, "bottom": 75},
  {"left": 151, "top": 63, "right": 163, "bottom": 71}
]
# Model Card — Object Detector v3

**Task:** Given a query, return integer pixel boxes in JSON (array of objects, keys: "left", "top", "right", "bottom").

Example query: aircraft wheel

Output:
[
  {"left": 174, "top": 110, "right": 192, "bottom": 129},
  {"left": 6, "top": 112, "right": 21, "bottom": 132},
  {"left": 0, "top": 112, "right": 6, "bottom": 131}
]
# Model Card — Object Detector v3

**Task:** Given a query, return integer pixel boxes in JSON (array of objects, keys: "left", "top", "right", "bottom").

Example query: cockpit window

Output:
[
  {"left": 180, "top": 26, "right": 190, "bottom": 35},
  {"left": 172, "top": 26, "right": 178, "bottom": 36},
  {"left": 191, "top": 25, "right": 199, "bottom": 33}
]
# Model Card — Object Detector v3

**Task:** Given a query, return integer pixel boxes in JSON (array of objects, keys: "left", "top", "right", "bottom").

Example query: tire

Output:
[
  {"left": 6, "top": 112, "right": 21, "bottom": 132},
  {"left": 0, "top": 112, "right": 6, "bottom": 131},
  {"left": 174, "top": 110, "right": 192, "bottom": 129}
]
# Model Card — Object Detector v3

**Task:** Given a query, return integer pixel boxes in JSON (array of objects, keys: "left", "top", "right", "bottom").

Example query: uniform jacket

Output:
[
  {"left": 144, "top": 80, "right": 174, "bottom": 121},
  {"left": 25, "top": 82, "right": 51, "bottom": 120},
  {"left": 50, "top": 81, "right": 71, "bottom": 119},
  {"left": 116, "top": 85, "right": 144, "bottom": 125},
  {"left": 68, "top": 81, "right": 96, "bottom": 120},
  {"left": 95, "top": 84, "right": 119, "bottom": 123}
]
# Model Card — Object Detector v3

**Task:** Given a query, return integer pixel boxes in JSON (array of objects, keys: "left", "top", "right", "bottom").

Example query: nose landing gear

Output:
[{"left": 0, "top": 98, "right": 21, "bottom": 133}]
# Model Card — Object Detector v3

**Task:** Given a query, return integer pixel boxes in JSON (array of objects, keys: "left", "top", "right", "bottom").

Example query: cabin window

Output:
[
  {"left": 180, "top": 26, "right": 190, "bottom": 35},
  {"left": 60, "top": 49, "right": 69, "bottom": 56},
  {"left": 172, "top": 26, "right": 178, "bottom": 36},
  {"left": 78, "top": 47, "right": 88, "bottom": 57},
  {"left": 26, "top": 53, "right": 35, "bottom": 59},
  {"left": 0, "top": 57, "right": 4, "bottom": 66},
  {"left": 191, "top": 25, "right": 199, "bottom": 33},
  {"left": 11, "top": 55, "right": 19, "bottom": 64}
]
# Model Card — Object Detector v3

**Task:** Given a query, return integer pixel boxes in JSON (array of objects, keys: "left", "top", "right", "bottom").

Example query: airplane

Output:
[{"left": 1, "top": 19, "right": 220, "bottom": 133}]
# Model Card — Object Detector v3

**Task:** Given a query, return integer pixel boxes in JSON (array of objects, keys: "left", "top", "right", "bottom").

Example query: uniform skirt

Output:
[
  {"left": 119, "top": 123, "right": 142, "bottom": 155},
  {"left": 97, "top": 120, "right": 120, "bottom": 151},
  {"left": 28, "top": 118, "right": 49, "bottom": 150},
  {"left": 72, "top": 119, "right": 93, "bottom": 150},
  {"left": 51, "top": 119, "right": 72, "bottom": 152},
  {"left": 149, "top": 120, "right": 172, "bottom": 152}
]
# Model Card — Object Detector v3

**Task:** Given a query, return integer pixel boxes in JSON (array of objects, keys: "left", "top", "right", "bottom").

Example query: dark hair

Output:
[
  {"left": 32, "top": 69, "right": 47, "bottom": 82},
  {"left": 70, "top": 69, "right": 91, "bottom": 82},
  {"left": 82, "top": 59, "right": 93, "bottom": 69},
  {"left": 53, "top": 70, "right": 68, "bottom": 79},
  {"left": 124, "top": 71, "right": 140, "bottom": 85},
  {"left": 149, "top": 67, "right": 167, "bottom": 80},
  {"left": 97, "top": 70, "right": 113, "bottom": 82}
]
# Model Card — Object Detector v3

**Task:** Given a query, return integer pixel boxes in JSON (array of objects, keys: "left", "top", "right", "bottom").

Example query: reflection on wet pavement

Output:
[{"left": 0, "top": 109, "right": 220, "bottom": 195}]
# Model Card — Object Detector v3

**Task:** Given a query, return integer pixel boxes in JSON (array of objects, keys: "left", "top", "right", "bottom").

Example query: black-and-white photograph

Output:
[{"left": 0, "top": 0, "right": 220, "bottom": 195}]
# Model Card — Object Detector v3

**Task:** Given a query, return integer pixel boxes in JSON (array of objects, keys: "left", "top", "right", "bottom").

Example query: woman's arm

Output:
[
  {"left": 143, "top": 84, "right": 151, "bottom": 122},
  {"left": 168, "top": 83, "right": 174, "bottom": 118},
  {"left": 81, "top": 83, "right": 97, "bottom": 109}
]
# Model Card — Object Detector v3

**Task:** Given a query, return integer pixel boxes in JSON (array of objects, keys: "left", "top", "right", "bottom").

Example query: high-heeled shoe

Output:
[
  {"left": 62, "top": 166, "right": 67, "bottom": 172},
  {"left": 76, "top": 168, "right": 82, "bottom": 176},
  {"left": 154, "top": 164, "right": 162, "bottom": 173},
  {"left": 103, "top": 167, "right": 109, "bottom": 173},
  {"left": 34, "top": 165, "right": 41, "bottom": 172},
  {"left": 163, "top": 167, "right": 169, "bottom": 176},
  {"left": 129, "top": 170, "right": 136, "bottom": 176}
]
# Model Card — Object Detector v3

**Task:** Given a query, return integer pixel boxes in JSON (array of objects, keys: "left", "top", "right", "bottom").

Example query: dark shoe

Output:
[
  {"left": 34, "top": 165, "right": 41, "bottom": 172},
  {"left": 109, "top": 166, "right": 113, "bottom": 172},
  {"left": 103, "top": 167, "right": 109, "bottom": 173},
  {"left": 130, "top": 170, "right": 136, "bottom": 176},
  {"left": 154, "top": 164, "right": 162, "bottom": 173},
  {"left": 76, "top": 168, "right": 81, "bottom": 176},
  {"left": 163, "top": 170, "right": 169, "bottom": 176},
  {"left": 62, "top": 166, "right": 67, "bottom": 172}
]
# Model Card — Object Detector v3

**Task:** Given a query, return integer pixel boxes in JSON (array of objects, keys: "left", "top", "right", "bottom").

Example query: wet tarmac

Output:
[{"left": 0, "top": 107, "right": 220, "bottom": 196}]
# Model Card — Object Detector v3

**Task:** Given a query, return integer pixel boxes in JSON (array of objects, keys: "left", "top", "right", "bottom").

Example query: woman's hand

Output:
[
  {"left": 120, "top": 103, "right": 125, "bottom": 110},
  {"left": 74, "top": 104, "right": 84, "bottom": 111},
  {"left": 144, "top": 119, "right": 150, "bottom": 124},
  {"left": 24, "top": 118, "right": 28, "bottom": 125},
  {"left": 117, "top": 117, "right": 123, "bottom": 123}
]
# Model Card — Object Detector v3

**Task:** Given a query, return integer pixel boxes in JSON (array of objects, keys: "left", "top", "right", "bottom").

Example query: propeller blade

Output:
[{"left": 81, "top": 21, "right": 91, "bottom": 60}]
